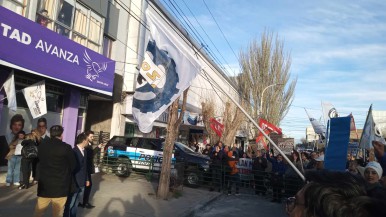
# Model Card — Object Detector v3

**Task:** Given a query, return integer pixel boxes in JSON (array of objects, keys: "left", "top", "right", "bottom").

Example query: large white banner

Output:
[
  {"left": 132, "top": 8, "right": 202, "bottom": 133},
  {"left": 1, "top": 72, "right": 17, "bottom": 111},
  {"left": 22, "top": 80, "right": 47, "bottom": 119}
]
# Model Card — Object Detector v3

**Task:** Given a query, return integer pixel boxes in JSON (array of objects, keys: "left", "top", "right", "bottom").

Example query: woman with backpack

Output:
[{"left": 19, "top": 130, "right": 40, "bottom": 189}]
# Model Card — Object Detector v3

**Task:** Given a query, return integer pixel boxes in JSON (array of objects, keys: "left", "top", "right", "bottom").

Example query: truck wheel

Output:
[
  {"left": 185, "top": 169, "right": 201, "bottom": 188},
  {"left": 116, "top": 159, "right": 132, "bottom": 177}
]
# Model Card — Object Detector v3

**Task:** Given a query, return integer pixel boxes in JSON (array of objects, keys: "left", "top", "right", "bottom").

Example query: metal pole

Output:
[
  {"left": 299, "top": 151, "right": 305, "bottom": 174},
  {"left": 205, "top": 72, "right": 305, "bottom": 181},
  {"left": 259, "top": 83, "right": 283, "bottom": 116}
]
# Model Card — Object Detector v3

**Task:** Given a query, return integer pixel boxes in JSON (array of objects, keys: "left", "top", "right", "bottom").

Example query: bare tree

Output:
[
  {"left": 221, "top": 101, "right": 245, "bottom": 147},
  {"left": 157, "top": 89, "right": 188, "bottom": 199},
  {"left": 201, "top": 98, "right": 220, "bottom": 145},
  {"left": 237, "top": 30, "right": 297, "bottom": 132},
  {"left": 201, "top": 98, "right": 245, "bottom": 147}
]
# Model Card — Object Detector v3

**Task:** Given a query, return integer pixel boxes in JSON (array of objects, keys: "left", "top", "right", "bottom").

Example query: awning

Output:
[{"left": 0, "top": 6, "right": 115, "bottom": 96}]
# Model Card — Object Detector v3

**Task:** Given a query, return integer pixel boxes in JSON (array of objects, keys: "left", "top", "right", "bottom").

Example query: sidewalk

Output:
[{"left": 0, "top": 172, "right": 221, "bottom": 217}]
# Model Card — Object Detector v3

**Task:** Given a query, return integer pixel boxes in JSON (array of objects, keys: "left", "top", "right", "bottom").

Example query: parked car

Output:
[{"left": 102, "top": 136, "right": 210, "bottom": 187}]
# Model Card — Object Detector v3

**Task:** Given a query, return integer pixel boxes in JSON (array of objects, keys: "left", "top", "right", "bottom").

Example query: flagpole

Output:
[
  {"left": 359, "top": 104, "right": 372, "bottom": 149},
  {"left": 202, "top": 70, "right": 305, "bottom": 181},
  {"left": 298, "top": 151, "right": 305, "bottom": 174},
  {"left": 0, "top": 96, "right": 7, "bottom": 102}
]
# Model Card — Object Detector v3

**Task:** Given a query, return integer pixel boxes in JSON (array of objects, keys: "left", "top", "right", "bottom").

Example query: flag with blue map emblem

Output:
[{"left": 132, "top": 8, "right": 202, "bottom": 133}]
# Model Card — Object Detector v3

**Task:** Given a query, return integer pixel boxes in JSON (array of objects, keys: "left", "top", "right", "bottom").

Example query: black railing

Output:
[{"left": 97, "top": 153, "right": 305, "bottom": 201}]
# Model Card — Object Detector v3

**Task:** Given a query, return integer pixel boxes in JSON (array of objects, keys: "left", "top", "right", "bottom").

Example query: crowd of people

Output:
[
  {"left": 3, "top": 113, "right": 386, "bottom": 216},
  {"left": 197, "top": 139, "right": 386, "bottom": 216},
  {"left": 0, "top": 114, "right": 103, "bottom": 217}
]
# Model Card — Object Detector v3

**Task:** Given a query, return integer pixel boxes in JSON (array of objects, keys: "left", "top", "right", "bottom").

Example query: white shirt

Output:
[
  {"left": 77, "top": 145, "right": 85, "bottom": 157},
  {"left": 41, "top": 131, "right": 50, "bottom": 139}
]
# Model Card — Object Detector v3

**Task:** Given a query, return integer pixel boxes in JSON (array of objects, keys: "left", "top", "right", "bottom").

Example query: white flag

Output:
[
  {"left": 132, "top": 8, "right": 202, "bottom": 133},
  {"left": 2, "top": 72, "right": 17, "bottom": 111},
  {"left": 22, "top": 80, "right": 47, "bottom": 119},
  {"left": 321, "top": 101, "right": 338, "bottom": 126},
  {"left": 372, "top": 110, "right": 386, "bottom": 140},
  {"left": 358, "top": 105, "right": 386, "bottom": 149},
  {"left": 305, "top": 108, "right": 326, "bottom": 138}
]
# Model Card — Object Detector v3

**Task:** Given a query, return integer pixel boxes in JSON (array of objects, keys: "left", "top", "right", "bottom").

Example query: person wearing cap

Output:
[{"left": 364, "top": 161, "right": 383, "bottom": 194}]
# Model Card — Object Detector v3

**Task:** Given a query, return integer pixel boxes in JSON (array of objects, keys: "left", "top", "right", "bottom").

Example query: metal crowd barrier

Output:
[{"left": 95, "top": 152, "right": 305, "bottom": 201}]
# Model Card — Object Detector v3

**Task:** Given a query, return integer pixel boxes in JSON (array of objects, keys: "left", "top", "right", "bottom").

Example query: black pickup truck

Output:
[{"left": 102, "top": 136, "right": 210, "bottom": 187}]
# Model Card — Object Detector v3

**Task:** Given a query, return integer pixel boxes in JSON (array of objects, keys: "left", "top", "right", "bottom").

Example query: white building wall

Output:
[{"left": 110, "top": 0, "right": 140, "bottom": 137}]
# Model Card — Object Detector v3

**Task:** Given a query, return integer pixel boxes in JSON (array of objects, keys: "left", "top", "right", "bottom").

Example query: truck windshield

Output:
[{"left": 175, "top": 142, "right": 195, "bottom": 153}]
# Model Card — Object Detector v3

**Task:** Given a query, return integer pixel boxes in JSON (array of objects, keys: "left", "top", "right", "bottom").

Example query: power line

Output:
[
  {"left": 178, "top": 0, "right": 239, "bottom": 77},
  {"left": 202, "top": 0, "right": 240, "bottom": 73},
  {"left": 160, "top": 0, "right": 236, "bottom": 79}
]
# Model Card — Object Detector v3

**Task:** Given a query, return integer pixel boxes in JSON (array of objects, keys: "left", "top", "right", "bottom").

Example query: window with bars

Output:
[
  {"left": 35, "top": 0, "right": 104, "bottom": 53},
  {"left": 1, "top": 0, "right": 28, "bottom": 15}
]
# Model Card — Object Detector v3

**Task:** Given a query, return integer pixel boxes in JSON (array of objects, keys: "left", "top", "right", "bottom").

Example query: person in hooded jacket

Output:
[
  {"left": 227, "top": 148, "right": 240, "bottom": 195},
  {"left": 19, "top": 131, "right": 39, "bottom": 189}
]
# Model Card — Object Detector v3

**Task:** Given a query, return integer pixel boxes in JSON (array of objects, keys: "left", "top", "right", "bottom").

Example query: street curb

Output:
[{"left": 181, "top": 193, "right": 223, "bottom": 217}]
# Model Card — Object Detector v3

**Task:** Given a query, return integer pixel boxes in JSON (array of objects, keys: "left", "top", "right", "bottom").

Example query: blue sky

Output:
[{"left": 159, "top": 0, "right": 386, "bottom": 141}]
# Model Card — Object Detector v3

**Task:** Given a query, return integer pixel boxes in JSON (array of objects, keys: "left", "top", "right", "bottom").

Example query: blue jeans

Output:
[
  {"left": 63, "top": 186, "right": 85, "bottom": 217},
  {"left": 6, "top": 155, "right": 21, "bottom": 184}
]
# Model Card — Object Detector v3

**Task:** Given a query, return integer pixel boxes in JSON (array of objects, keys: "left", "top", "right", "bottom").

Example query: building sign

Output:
[{"left": 0, "top": 6, "right": 115, "bottom": 96}]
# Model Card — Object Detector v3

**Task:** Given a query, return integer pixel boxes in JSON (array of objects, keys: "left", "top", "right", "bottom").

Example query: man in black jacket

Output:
[
  {"left": 209, "top": 145, "right": 224, "bottom": 192},
  {"left": 79, "top": 130, "right": 98, "bottom": 209},
  {"left": 252, "top": 149, "right": 268, "bottom": 195},
  {"left": 64, "top": 133, "right": 89, "bottom": 217},
  {"left": 33, "top": 125, "right": 76, "bottom": 217}
]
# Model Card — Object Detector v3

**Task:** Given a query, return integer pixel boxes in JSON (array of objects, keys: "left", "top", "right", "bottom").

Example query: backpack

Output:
[{"left": 21, "top": 141, "right": 38, "bottom": 159}]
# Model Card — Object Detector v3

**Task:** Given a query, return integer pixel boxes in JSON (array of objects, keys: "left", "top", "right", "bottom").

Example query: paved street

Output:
[
  {"left": 1, "top": 171, "right": 287, "bottom": 217},
  {"left": 0, "top": 172, "right": 219, "bottom": 217},
  {"left": 192, "top": 194, "right": 287, "bottom": 217}
]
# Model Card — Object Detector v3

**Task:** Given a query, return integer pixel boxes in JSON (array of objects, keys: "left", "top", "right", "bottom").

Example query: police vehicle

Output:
[{"left": 103, "top": 136, "right": 210, "bottom": 187}]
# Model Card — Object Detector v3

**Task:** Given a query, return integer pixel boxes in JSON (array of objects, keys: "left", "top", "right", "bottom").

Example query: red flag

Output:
[
  {"left": 210, "top": 118, "right": 224, "bottom": 137},
  {"left": 259, "top": 118, "right": 282, "bottom": 135},
  {"left": 255, "top": 118, "right": 282, "bottom": 150}
]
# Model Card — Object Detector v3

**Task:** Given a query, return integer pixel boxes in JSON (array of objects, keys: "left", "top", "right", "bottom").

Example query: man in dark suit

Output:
[
  {"left": 80, "top": 130, "right": 98, "bottom": 209},
  {"left": 33, "top": 125, "right": 76, "bottom": 217},
  {"left": 33, "top": 117, "right": 50, "bottom": 185},
  {"left": 64, "top": 133, "right": 89, "bottom": 217}
]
